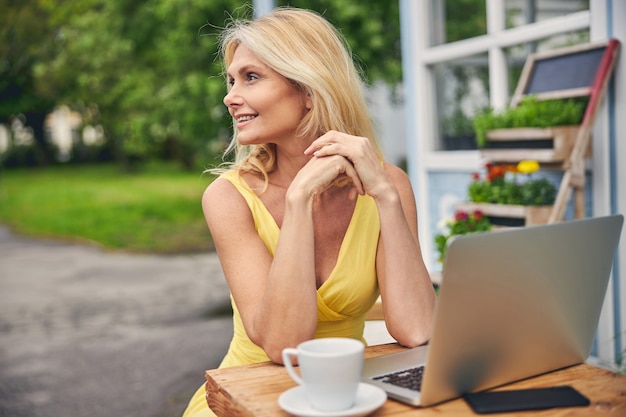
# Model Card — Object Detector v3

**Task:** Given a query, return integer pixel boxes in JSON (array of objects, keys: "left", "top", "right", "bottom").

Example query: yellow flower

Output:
[{"left": 517, "top": 160, "right": 540, "bottom": 174}]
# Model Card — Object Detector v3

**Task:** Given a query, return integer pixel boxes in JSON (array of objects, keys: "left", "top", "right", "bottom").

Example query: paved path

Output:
[{"left": 0, "top": 227, "right": 233, "bottom": 417}]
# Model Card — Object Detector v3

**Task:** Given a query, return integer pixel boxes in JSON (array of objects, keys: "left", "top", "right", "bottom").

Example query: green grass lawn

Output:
[{"left": 0, "top": 162, "right": 216, "bottom": 253}]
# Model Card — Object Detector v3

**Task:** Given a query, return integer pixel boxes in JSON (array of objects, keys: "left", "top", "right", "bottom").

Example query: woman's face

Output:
[{"left": 224, "top": 44, "right": 311, "bottom": 147}]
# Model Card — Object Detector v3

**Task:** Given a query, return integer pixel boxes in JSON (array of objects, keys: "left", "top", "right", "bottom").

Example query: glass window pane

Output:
[
  {"left": 435, "top": 54, "right": 490, "bottom": 151},
  {"left": 506, "top": 0, "right": 589, "bottom": 30},
  {"left": 437, "top": 0, "right": 487, "bottom": 46}
]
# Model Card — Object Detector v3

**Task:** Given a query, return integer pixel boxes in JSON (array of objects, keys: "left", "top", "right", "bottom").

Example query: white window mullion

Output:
[
  {"left": 487, "top": 0, "right": 508, "bottom": 110},
  {"left": 421, "top": 10, "right": 590, "bottom": 65},
  {"left": 401, "top": 0, "right": 437, "bottom": 270}
]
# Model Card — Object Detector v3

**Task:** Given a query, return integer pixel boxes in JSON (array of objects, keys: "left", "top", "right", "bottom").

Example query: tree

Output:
[
  {"left": 0, "top": 0, "right": 58, "bottom": 165},
  {"left": 33, "top": 0, "right": 243, "bottom": 169}
]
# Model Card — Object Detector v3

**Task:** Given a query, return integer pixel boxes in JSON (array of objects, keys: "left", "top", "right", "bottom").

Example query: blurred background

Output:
[{"left": 0, "top": 0, "right": 421, "bottom": 252}]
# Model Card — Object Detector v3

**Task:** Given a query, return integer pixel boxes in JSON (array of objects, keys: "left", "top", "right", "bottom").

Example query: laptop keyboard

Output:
[{"left": 373, "top": 366, "right": 425, "bottom": 392}]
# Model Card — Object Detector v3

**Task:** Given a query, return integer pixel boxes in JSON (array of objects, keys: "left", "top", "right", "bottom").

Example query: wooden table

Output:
[{"left": 205, "top": 343, "right": 626, "bottom": 416}]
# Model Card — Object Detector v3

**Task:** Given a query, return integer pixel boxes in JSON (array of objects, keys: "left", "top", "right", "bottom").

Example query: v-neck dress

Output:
[
  {"left": 219, "top": 170, "right": 381, "bottom": 367},
  {"left": 182, "top": 169, "right": 381, "bottom": 417}
]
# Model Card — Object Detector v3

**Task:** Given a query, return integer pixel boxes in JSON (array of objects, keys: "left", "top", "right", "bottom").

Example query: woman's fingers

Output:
[
  {"left": 316, "top": 155, "right": 364, "bottom": 195},
  {"left": 304, "top": 130, "right": 367, "bottom": 160},
  {"left": 304, "top": 131, "right": 387, "bottom": 197},
  {"left": 295, "top": 154, "right": 364, "bottom": 197}
]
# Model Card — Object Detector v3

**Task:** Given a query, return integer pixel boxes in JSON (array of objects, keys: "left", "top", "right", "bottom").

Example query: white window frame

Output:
[{"left": 400, "top": 0, "right": 590, "bottom": 262}]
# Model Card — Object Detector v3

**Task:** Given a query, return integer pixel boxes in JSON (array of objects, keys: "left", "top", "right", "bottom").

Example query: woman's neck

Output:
[{"left": 270, "top": 140, "right": 314, "bottom": 187}]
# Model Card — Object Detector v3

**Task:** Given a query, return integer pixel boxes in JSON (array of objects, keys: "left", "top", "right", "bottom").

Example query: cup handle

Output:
[{"left": 282, "top": 348, "right": 304, "bottom": 385}]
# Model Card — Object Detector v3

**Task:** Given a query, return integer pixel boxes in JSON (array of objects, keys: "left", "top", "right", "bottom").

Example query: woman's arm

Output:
[
  {"left": 375, "top": 164, "right": 436, "bottom": 347},
  {"left": 203, "top": 178, "right": 316, "bottom": 363},
  {"left": 203, "top": 155, "right": 362, "bottom": 363}
]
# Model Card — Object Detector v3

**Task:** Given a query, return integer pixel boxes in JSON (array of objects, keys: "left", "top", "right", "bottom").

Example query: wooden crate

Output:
[
  {"left": 480, "top": 125, "right": 589, "bottom": 164},
  {"left": 456, "top": 202, "right": 552, "bottom": 226}
]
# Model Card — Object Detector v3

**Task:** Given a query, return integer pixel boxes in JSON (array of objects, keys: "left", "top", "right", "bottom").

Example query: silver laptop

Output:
[{"left": 362, "top": 214, "right": 623, "bottom": 407}]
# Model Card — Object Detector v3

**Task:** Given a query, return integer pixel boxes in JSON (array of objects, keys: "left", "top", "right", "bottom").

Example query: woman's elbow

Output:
[
  {"left": 268, "top": 352, "right": 285, "bottom": 364},
  {"left": 253, "top": 334, "right": 299, "bottom": 365},
  {"left": 388, "top": 321, "right": 433, "bottom": 348},
  {"left": 265, "top": 344, "right": 288, "bottom": 364},
  {"left": 395, "top": 332, "right": 430, "bottom": 348}
]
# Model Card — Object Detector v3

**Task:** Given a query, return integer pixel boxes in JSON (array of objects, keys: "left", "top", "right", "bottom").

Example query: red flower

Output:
[
  {"left": 491, "top": 165, "right": 505, "bottom": 177},
  {"left": 455, "top": 210, "right": 468, "bottom": 222},
  {"left": 473, "top": 210, "right": 484, "bottom": 221},
  {"left": 472, "top": 172, "right": 481, "bottom": 181},
  {"left": 486, "top": 165, "right": 505, "bottom": 182}
]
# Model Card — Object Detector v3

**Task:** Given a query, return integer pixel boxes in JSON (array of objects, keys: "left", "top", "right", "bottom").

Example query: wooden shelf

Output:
[
  {"left": 456, "top": 202, "right": 553, "bottom": 226},
  {"left": 480, "top": 126, "right": 589, "bottom": 164}
]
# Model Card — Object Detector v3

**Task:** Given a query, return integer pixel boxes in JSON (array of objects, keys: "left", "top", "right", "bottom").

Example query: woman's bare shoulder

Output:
[
  {"left": 202, "top": 176, "right": 249, "bottom": 221},
  {"left": 203, "top": 176, "right": 234, "bottom": 202}
]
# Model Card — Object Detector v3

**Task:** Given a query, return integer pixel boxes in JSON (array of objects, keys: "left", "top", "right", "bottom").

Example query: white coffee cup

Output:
[{"left": 282, "top": 337, "right": 364, "bottom": 412}]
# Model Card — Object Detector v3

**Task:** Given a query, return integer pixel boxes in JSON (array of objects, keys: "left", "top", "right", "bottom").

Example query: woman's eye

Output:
[{"left": 246, "top": 73, "right": 259, "bottom": 81}]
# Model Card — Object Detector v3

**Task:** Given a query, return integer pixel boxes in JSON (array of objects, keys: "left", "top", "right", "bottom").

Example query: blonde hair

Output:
[{"left": 214, "top": 7, "right": 382, "bottom": 183}]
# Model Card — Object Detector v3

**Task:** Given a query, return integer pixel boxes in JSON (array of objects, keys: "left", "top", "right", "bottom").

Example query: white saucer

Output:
[{"left": 278, "top": 382, "right": 387, "bottom": 417}]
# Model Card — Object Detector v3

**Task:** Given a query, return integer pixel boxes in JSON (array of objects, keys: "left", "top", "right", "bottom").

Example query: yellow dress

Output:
[{"left": 182, "top": 170, "right": 381, "bottom": 417}]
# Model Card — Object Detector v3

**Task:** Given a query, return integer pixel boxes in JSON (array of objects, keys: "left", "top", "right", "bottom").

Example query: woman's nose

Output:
[{"left": 223, "top": 86, "right": 241, "bottom": 108}]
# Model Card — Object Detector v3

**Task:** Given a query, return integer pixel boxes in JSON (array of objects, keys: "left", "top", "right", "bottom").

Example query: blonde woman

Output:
[{"left": 182, "top": 7, "right": 435, "bottom": 416}]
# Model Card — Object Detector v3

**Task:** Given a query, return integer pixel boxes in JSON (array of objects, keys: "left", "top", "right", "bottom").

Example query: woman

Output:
[{"left": 183, "top": 7, "right": 435, "bottom": 416}]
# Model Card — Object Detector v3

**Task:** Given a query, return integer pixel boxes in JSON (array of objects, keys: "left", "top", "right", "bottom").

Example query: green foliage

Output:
[
  {"left": 519, "top": 178, "right": 558, "bottom": 206},
  {"left": 472, "top": 96, "right": 587, "bottom": 147},
  {"left": 468, "top": 178, "right": 523, "bottom": 204},
  {"left": 25, "top": 0, "right": 241, "bottom": 169},
  {"left": 0, "top": 163, "right": 215, "bottom": 253},
  {"left": 0, "top": 0, "right": 56, "bottom": 118},
  {"left": 278, "top": 0, "right": 403, "bottom": 86},
  {"left": 0, "top": 0, "right": 60, "bottom": 164},
  {"left": 434, "top": 210, "right": 492, "bottom": 263},
  {"left": 468, "top": 164, "right": 557, "bottom": 206},
  {"left": 468, "top": 178, "right": 556, "bottom": 205},
  {"left": 444, "top": 0, "right": 487, "bottom": 41}
]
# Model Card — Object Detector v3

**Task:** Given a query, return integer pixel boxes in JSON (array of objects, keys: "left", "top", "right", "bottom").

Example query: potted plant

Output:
[
  {"left": 472, "top": 96, "right": 586, "bottom": 147},
  {"left": 458, "top": 160, "right": 557, "bottom": 227},
  {"left": 434, "top": 209, "right": 492, "bottom": 263}
]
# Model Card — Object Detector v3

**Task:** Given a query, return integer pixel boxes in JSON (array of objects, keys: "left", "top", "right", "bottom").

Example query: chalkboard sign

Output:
[{"left": 524, "top": 46, "right": 606, "bottom": 95}]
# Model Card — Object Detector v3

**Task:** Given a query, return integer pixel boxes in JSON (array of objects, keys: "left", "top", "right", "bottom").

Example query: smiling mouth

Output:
[{"left": 236, "top": 115, "right": 256, "bottom": 122}]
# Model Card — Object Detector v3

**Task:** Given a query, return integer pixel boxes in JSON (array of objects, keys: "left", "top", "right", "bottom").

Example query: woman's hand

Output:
[
  {"left": 288, "top": 153, "right": 364, "bottom": 201},
  {"left": 303, "top": 131, "right": 390, "bottom": 200}
]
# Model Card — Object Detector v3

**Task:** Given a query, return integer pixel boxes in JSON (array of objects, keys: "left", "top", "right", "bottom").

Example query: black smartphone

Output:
[{"left": 463, "top": 386, "right": 590, "bottom": 414}]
